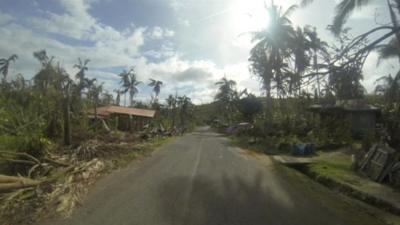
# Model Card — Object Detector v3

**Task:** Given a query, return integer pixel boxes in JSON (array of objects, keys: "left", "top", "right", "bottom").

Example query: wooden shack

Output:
[
  {"left": 88, "top": 105, "right": 156, "bottom": 131},
  {"left": 309, "top": 100, "right": 380, "bottom": 137}
]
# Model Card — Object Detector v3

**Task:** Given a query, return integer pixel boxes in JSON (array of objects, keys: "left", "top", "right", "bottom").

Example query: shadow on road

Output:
[{"left": 157, "top": 172, "right": 304, "bottom": 225}]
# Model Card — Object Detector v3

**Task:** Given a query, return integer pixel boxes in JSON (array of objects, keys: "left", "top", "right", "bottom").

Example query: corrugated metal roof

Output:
[{"left": 88, "top": 106, "right": 156, "bottom": 118}]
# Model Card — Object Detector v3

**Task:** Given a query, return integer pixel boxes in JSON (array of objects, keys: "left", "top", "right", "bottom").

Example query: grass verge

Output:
[{"left": 229, "top": 135, "right": 400, "bottom": 225}]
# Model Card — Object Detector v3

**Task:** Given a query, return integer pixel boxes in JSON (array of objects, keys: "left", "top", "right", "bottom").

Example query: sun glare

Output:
[{"left": 231, "top": 0, "right": 270, "bottom": 34}]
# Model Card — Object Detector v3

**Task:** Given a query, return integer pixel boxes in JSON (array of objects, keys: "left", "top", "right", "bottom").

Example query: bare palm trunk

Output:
[
  {"left": 172, "top": 107, "right": 176, "bottom": 128},
  {"left": 63, "top": 83, "right": 71, "bottom": 146},
  {"left": 94, "top": 98, "right": 98, "bottom": 120},
  {"left": 314, "top": 48, "right": 320, "bottom": 101}
]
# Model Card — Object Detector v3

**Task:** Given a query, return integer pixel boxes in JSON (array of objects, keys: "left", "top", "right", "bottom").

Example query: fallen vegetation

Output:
[{"left": 0, "top": 132, "right": 174, "bottom": 225}]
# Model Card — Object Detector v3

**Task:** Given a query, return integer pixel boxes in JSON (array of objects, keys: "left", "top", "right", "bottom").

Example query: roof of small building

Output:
[
  {"left": 309, "top": 100, "right": 380, "bottom": 113},
  {"left": 309, "top": 104, "right": 379, "bottom": 112},
  {"left": 88, "top": 105, "right": 156, "bottom": 118}
]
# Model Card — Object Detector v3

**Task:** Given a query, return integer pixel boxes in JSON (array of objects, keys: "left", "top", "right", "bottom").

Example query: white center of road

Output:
[{"left": 180, "top": 137, "right": 203, "bottom": 224}]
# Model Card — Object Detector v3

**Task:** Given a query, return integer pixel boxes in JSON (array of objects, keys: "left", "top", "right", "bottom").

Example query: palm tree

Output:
[
  {"left": 301, "top": 0, "right": 371, "bottom": 34},
  {"left": 302, "top": 0, "right": 400, "bottom": 37},
  {"left": 304, "top": 26, "right": 328, "bottom": 98},
  {"left": 375, "top": 71, "right": 400, "bottom": 147},
  {"left": 114, "top": 89, "right": 122, "bottom": 106},
  {"left": 33, "top": 49, "right": 53, "bottom": 66},
  {"left": 11, "top": 73, "right": 26, "bottom": 91},
  {"left": 377, "top": 37, "right": 400, "bottom": 64},
  {"left": 215, "top": 77, "right": 237, "bottom": 102},
  {"left": 74, "top": 58, "right": 90, "bottom": 96},
  {"left": 249, "top": 45, "right": 273, "bottom": 98},
  {"left": 32, "top": 50, "right": 61, "bottom": 92},
  {"left": 148, "top": 79, "right": 163, "bottom": 103},
  {"left": 89, "top": 81, "right": 104, "bottom": 119},
  {"left": 290, "top": 27, "right": 311, "bottom": 95},
  {"left": 331, "top": 0, "right": 372, "bottom": 35},
  {"left": 215, "top": 77, "right": 237, "bottom": 123},
  {"left": 375, "top": 73, "right": 400, "bottom": 105},
  {"left": 119, "top": 68, "right": 141, "bottom": 107},
  {"left": 102, "top": 91, "right": 114, "bottom": 105},
  {"left": 83, "top": 77, "right": 97, "bottom": 98},
  {"left": 177, "top": 95, "right": 193, "bottom": 130},
  {"left": 166, "top": 94, "right": 177, "bottom": 128},
  {"left": 250, "top": 1, "right": 297, "bottom": 98},
  {"left": 0, "top": 54, "right": 18, "bottom": 82}
]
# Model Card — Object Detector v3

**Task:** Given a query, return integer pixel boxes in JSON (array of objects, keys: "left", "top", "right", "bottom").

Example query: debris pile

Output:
[
  {"left": 358, "top": 144, "right": 400, "bottom": 187},
  {"left": 45, "top": 159, "right": 105, "bottom": 217},
  {"left": 0, "top": 135, "right": 143, "bottom": 225}
]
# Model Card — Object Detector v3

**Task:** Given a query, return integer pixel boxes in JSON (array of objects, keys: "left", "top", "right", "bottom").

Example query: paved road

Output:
[{"left": 42, "top": 127, "right": 386, "bottom": 225}]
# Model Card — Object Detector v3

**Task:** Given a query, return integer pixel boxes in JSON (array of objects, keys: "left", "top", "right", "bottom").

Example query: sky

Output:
[{"left": 0, "top": 0, "right": 398, "bottom": 104}]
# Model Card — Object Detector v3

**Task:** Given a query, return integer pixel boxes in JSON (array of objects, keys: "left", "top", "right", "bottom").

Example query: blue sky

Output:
[{"left": 0, "top": 0, "right": 398, "bottom": 104}]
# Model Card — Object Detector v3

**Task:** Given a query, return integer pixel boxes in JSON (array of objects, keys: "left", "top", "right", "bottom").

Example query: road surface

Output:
[{"left": 41, "top": 127, "right": 388, "bottom": 225}]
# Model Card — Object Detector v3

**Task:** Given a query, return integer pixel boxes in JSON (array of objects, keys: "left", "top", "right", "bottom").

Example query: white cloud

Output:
[
  {"left": 0, "top": 16, "right": 263, "bottom": 104},
  {"left": 169, "top": 0, "right": 184, "bottom": 11},
  {"left": 3, "top": 0, "right": 395, "bottom": 105},
  {"left": 131, "top": 54, "right": 261, "bottom": 103},
  {"left": 362, "top": 52, "right": 399, "bottom": 94},
  {"left": 350, "top": 4, "right": 383, "bottom": 20},
  {"left": 148, "top": 26, "right": 175, "bottom": 39},
  {"left": 0, "top": 20, "right": 252, "bottom": 104},
  {"left": 29, "top": 0, "right": 96, "bottom": 40},
  {"left": 0, "top": 11, "right": 13, "bottom": 25}
]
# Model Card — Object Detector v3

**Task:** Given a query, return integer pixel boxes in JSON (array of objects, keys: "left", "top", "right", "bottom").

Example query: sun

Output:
[{"left": 231, "top": 0, "right": 270, "bottom": 34}]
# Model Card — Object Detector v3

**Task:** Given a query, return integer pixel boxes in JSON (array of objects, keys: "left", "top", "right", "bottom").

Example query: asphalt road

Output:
[{"left": 41, "top": 127, "right": 387, "bottom": 225}]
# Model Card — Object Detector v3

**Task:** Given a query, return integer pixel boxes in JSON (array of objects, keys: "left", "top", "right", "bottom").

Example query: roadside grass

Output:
[
  {"left": 278, "top": 163, "right": 400, "bottom": 225},
  {"left": 228, "top": 135, "right": 400, "bottom": 225},
  {"left": 309, "top": 152, "right": 363, "bottom": 186},
  {"left": 230, "top": 136, "right": 266, "bottom": 153},
  {"left": 231, "top": 134, "right": 361, "bottom": 185},
  {"left": 229, "top": 135, "right": 285, "bottom": 155}
]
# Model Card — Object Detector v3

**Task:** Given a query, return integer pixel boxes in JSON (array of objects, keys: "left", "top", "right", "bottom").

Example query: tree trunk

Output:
[
  {"left": 63, "top": 83, "right": 71, "bottom": 146},
  {"left": 388, "top": 0, "right": 400, "bottom": 44},
  {"left": 0, "top": 175, "right": 40, "bottom": 192},
  {"left": 314, "top": 48, "right": 320, "bottom": 101},
  {"left": 172, "top": 107, "right": 176, "bottom": 128},
  {"left": 94, "top": 98, "right": 98, "bottom": 120}
]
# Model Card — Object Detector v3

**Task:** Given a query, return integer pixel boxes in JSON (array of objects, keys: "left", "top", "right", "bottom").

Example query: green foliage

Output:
[
  {"left": 237, "top": 94, "right": 263, "bottom": 123},
  {"left": 214, "top": 77, "right": 238, "bottom": 123},
  {"left": 329, "top": 64, "right": 364, "bottom": 100}
]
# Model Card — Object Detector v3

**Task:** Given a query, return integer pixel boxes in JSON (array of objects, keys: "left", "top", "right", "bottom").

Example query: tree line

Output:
[
  {"left": 0, "top": 50, "right": 196, "bottom": 149},
  {"left": 212, "top": 0, "right": 400, "bottom": 148}
]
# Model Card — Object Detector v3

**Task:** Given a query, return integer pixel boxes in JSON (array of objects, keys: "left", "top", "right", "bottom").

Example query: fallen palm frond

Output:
[
  {"left": 0, "top": 158, "right": 105, "bottom": 224},
  {"left": 74, "top": 139, "right": 136, "bottom": 161},
  {"left": 45, "top": 158, "right": 105, "bottom": 217},
  {"left": 0, "top": 187, "right": 42, "bottom": 225},
  {"left": 0, "top": 137, "right": 146, "bottom": 224},
  {"left": 0, "top": 150, "right": 70, "bottom": 180},
  {"left": 0, "top": 151, "right": 41, "bottom": 165},
  {"left": 74, "top": 140, "right": 102, "bottom": 161},
  {"left": 0, "top": 175, "right": 41, "bottom": 192}
]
